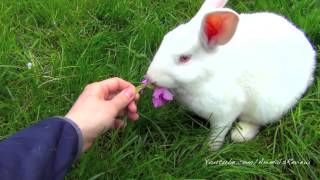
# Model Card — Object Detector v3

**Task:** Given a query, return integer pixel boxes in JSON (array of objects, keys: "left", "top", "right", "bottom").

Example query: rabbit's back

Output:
[{"left": 226, "top": 12, "right": 316, "bottom": 124}]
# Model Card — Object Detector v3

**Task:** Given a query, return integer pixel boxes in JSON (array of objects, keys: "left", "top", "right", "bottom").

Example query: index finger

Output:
[{"left": 99, "top": 77, "right": 135, "bottom": 96}]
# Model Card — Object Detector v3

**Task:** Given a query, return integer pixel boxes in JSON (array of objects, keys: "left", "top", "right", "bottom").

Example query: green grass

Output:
[{"left": 0, "top": 0, "right": 319, "bottom": 179}]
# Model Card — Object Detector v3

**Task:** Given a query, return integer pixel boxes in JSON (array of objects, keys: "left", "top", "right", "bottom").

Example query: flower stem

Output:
[
  {"left": 135, "top": 84, "right": 147, "bottom": 94},
  {"left": 135, "top": 84, "right": 154, "bottom": 94}
]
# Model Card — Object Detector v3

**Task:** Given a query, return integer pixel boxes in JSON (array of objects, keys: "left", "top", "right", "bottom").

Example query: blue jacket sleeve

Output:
[{"left": 0, "top": 116, "right": 83, "bottom": 180}]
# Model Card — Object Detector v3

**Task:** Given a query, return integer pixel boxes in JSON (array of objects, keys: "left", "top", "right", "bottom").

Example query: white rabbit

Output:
[{"left": 146, "top": 0, "right": 316, "bottom": 150}]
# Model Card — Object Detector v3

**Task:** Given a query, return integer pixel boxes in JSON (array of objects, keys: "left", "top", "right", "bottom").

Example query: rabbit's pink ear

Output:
[
  {"left": 190, "top": 0, "right": 229, "bottom": 25},
  {"left": 201, "top": 10, "right": 239, "bottom": 48}
]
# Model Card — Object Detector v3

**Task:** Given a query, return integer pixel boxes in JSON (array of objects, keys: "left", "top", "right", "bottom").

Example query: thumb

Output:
[{"left": 111, "top": 87, "right": 135, "bottom": 110}]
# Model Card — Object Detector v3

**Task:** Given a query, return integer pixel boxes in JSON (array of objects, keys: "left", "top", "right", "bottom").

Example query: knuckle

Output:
[
  {"left": 111, "top": 77, "right": 121, "bottom": 82},
  {"left": 84, "top": 83, "right": 97, "bottom": 91}
]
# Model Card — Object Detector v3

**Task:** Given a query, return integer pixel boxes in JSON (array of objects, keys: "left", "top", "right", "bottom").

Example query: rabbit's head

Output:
[{"left": 146, "top": 0, "right": 239, "bottom": 89}]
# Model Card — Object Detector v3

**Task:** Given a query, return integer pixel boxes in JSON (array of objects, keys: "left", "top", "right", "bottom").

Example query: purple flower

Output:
[
  {"left": 152, "top": 87, "right": 174, "bottom": 108},
  {"left": 138, "top": 76, "right": 174, "bottom": 108}
]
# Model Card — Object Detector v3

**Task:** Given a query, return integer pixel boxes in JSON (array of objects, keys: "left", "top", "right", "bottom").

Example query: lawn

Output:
[{"left": 0, "top": 0, "right": 319, "bottom": 179}]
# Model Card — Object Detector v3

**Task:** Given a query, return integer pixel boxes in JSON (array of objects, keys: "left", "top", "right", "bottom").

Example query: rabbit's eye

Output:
[{"left": 179, "top": 55, "right": 192, "bottom": 64}]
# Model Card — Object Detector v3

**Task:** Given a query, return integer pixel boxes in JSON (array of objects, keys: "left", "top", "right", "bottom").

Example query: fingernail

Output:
[{"left": 124, "top": 87, "right": 135, "bottom": 98}]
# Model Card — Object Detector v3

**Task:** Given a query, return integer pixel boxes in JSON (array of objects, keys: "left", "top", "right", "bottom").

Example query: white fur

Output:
[{"left": 146, "top": 0, "right": 316, "bottom": 150}]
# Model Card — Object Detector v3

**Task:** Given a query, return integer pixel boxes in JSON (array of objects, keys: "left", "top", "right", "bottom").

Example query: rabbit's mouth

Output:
[{"left": 145, "top": 74, "right": 176, "bottom": 89}]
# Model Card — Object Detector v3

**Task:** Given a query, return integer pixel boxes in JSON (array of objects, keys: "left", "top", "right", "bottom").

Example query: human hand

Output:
[{"left": 65, "top": 77, "right": 139, "bottom": 152}]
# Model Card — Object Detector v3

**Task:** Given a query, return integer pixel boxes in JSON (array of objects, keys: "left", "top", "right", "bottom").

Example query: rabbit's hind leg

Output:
[{"left": 230, "top": 118, "right": 261, "bottom": 143}]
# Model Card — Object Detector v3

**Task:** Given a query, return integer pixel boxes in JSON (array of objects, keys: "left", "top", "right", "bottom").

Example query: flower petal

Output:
[
  {"left": 161, "top": 89, "right": 173, "bottom": 100},
  {"left": 152, "top": 88, "right": 164, "bottom": 98},
  {"left": 141, "top": 77, "right": 150, "bottom": 85},
  {"left": 141, "top": 79, "right": 149, "bottom": 85},
  {"left": 152, "top": 97, "right": 165, "bottom": 108}
]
